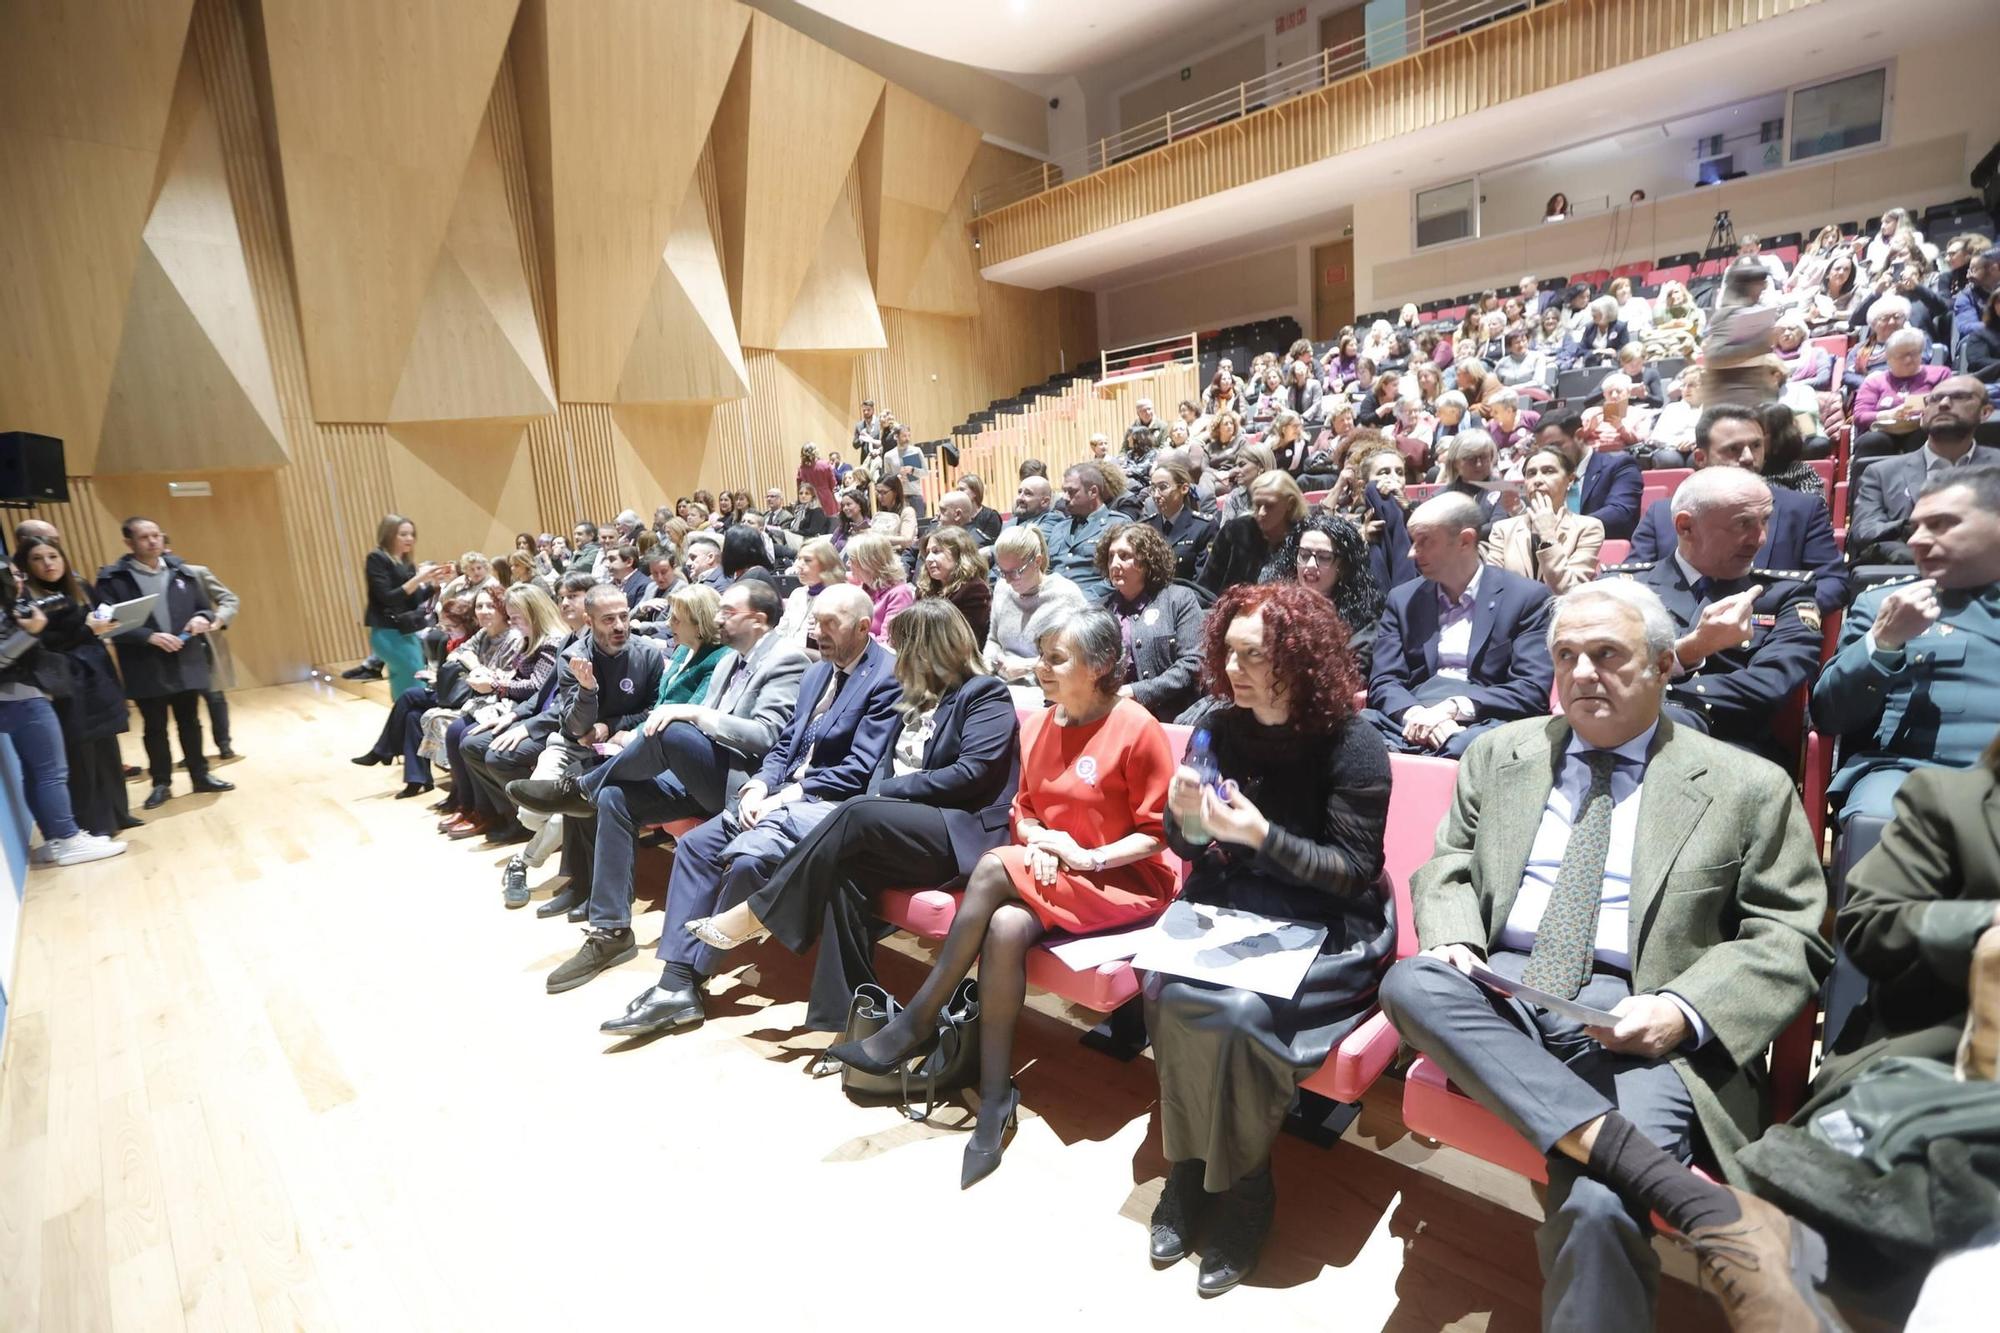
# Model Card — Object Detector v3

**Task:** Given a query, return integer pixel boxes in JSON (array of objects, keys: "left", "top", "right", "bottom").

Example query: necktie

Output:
[
  {"left": 1521, "top": 751, "right": 1621, "bottom": 999},
  {"left": 1691, "top": 575, "right": 1711, "bottom": 601},
  {"left": 794, "top": 668, "right": 849, "bottom": 774}
]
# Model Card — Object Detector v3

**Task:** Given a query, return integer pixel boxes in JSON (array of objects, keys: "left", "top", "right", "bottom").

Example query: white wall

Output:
[{"left": 1100, "top": 243, "right": 1305, "bottom": 345}]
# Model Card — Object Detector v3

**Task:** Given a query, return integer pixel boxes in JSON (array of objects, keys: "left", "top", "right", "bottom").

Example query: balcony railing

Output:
[{"left": 974, "top": 0, "right": 1541, "bottom": 216}]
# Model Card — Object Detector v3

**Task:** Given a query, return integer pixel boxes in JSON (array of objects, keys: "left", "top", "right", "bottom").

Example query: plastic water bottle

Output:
[{"left": 1179, "top": 728, "right": 1219, "bottom": 846}]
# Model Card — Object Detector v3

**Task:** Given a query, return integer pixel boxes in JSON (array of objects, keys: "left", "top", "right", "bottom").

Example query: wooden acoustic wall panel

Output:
[
  {"left": 516, "top": 0, "right": 749, "bottom": 401},
  {"left": 384, "top": 421, "right": 541, "bottom": 557},
  {"left": 608, "top": 405, "right": 729, "bottom": 507},
  {"left": 389, "top": 103, "right": 556, "bottom": 424},
  {"left": 259, "top": 0, "right": 518, "bottom": 420},
  {"left": 894, "top": 168, "right": 981, "bottom": 319},
  {"left": 617, "top": 169, "right": 749, "bottom": 406},
  {"left": 774, "top": 171, "right": 887, "bottom": 354},
  {"left": 100, "top": 46, "right": 287, "bottom": 474},
  {"left": 860, "top": 85, "right": 981, "bottom": 310},
  {"left": 0, "top": 0, "right": 195, "bottom": 469},
  {"left": 712, "top": 11, "right": 884, "bottom": 349}
]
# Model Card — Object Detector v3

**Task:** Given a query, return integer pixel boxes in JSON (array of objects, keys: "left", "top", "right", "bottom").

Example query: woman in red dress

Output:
[{"left": 827, "top": 606, "right": 1176, "bottom": 1187}]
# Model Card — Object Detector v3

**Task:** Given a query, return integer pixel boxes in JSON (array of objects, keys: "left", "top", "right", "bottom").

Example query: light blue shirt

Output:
[{"left": 1498, "top": 720, "right": 1709, "bottom": 1045}]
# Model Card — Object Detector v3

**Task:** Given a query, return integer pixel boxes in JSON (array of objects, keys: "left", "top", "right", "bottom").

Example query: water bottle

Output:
[{"left": 1178, "top": 728, "right": 1219, "bottom": 846}]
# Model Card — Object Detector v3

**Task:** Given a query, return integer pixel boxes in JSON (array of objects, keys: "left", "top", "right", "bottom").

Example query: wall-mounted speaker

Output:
[{"left": 0, "top": 433, "right": 67, "bottom": 506}]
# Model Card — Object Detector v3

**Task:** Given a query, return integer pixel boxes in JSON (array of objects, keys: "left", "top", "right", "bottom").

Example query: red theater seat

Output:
[{"left": 1598, "top": 539, "right": 1630, "bottom": 566}]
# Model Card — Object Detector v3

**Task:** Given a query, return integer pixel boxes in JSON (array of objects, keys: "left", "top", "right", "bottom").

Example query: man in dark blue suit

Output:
[
  {"left": 1538, "top": 413, "right": 1644, "bottom": 539},
  {"left": 1605, "top": 468, "right": 1822, "bottom": 765},
  {"left": 1625, "top": 404, "right": 1846, "bottom": 611},
  {"left": 1363, "top": 492, "right": 1555, "bottom": 756},
  {"left": 601, "top": 584, "right": 905, "bottom": 1034}
]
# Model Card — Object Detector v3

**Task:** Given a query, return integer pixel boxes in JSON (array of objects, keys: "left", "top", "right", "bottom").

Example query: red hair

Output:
[{"left": 1200, "top": 582, "right": 1359, "bottom": 733}]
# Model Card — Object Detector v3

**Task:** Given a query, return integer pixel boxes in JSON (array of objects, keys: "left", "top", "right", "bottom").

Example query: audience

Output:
[
  {"left": 1848, "top": 374, "right": 1997, "bottom": 565},
  {"left": 683, "top": 600, "right": 1020, "bottom": 1040},
  {"left": 1269, "top": 512, "right": 1384, "bottom": 669},
  {"left": 1537, "top": 413, "right": 1643, "bottom": 540},
  {"left": 917, "top": 526, "right": 992, "bottom": 645},
  {"left": 1045, "top": 463, "right": 1116, "bottom": 602},
  {"left": 1147, "top": 583, "right": 1390, "bottom": 1295},
  {"left": 1199, "top": 469, "right": 1305, "bottom": 595},
  {"left": 1363, "top": 492, "right": 1554, "bottom": 757},
  {"left": 603, "top": 583, "right": 897, "bottom": 1029},
  {"left": 1144, "top": 460, "right": 1217, "bottom": 581},
  {"left": 1852, "top": 328, "right": 1952, "bottom": 471},
  {"left": 1481, "top": 446, "right": 1604, "bottom": 593},
  {"left": 1813, "top": 465, "right": 2000, "bottom": 825},
  {"left": 1378, "top": 578, "right": 1836, "bottom": 1331},
  {"left": 1097, "top": 522, "right": 1205, "bottom": 722},
  {"left": 825, "top": 607, "right": 1175, "bottom": 1188}
]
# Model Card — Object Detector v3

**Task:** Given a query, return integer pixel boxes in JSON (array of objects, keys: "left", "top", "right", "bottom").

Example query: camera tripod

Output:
[{"left": 1706, "top": 208, "right": 1737, "bottom": 257}]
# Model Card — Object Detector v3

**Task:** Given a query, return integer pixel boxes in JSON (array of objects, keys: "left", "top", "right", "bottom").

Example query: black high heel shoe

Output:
[
  {"left": 351, "top": 752, "right": 388, "bottom": 766},
  {"left": 960, "top": 1083, "right": 1021, "bottom": 1190},
  {"left": 823, "top": 1024, "right": 939, "bottom": 1077},
  {"left": 395, "top": 781, "right": 435, "bottom": 800}
]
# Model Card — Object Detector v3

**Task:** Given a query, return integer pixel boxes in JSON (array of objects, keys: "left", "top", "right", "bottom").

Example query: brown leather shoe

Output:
[
  {"left": 1960, "top": 925, "right": 2000, "bottom": 1081},
  {"left": 1680, "top": 1187, "right": 1843, "bottom": 1331},
  {"left": 447, "top": 814, "right": 494, "bottom": 841}
]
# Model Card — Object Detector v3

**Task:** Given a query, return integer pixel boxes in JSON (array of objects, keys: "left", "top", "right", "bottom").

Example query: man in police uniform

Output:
[
  {"left": 1605, "top": 467, "right": 1820, "bottom": 765},
  {"left": 1812, "top": 463, "right": 2000, "bottom": 825}
]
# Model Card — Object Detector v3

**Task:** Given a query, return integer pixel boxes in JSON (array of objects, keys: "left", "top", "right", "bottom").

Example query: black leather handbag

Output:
[{"left": 838, "top": 980, "right": 982, "bottom": 1121}]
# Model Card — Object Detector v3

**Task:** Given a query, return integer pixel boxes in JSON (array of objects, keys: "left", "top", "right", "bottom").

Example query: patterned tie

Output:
[{"left": 1521, "top": 750, "right": 1621, "bottom": 999}]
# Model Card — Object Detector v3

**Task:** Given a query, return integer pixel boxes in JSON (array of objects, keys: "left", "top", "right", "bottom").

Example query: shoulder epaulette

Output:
[
  {"left": 1749, "top": 568, "right": 1810, "bottom": 582},
  {"left": 1602, "top": 561, "right": 1655, "bottom": 578}
]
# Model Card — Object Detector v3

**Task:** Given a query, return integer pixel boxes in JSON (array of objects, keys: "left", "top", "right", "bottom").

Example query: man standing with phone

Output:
[{"left": 96, "top": 517, "right": 235, "bottom": 810}]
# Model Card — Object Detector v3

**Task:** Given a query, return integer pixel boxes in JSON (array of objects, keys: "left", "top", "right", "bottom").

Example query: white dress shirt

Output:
[
  {"left": 1497, "top": 721, "right": 1709, "bottom": 1043},
  {"left": 1434, "top": 565, "right": 1483, "bottom": 682}
]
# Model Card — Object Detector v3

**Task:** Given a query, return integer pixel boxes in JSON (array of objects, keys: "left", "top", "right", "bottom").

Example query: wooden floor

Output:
[{"left": 0, "top": 683, "right": 1728, "bottom": 1332}]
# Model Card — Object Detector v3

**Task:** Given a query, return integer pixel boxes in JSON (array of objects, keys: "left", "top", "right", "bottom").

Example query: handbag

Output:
[{"left": 837, "top": 980, "right": 981, "bottom": 1122}]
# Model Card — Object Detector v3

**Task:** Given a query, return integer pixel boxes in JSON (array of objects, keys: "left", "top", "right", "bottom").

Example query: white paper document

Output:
[
  {"left": 1466, "top": 961, "right": 1621, "bottom": 1027},
  {"left": 1130, "top": 900, "right": 1328, "bottom": 1000},
  {"left": 1045, "top": 921, "right": 1156, "bottom": 972}
]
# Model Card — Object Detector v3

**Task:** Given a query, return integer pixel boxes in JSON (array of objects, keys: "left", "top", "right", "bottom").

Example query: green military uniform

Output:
[
  {"left": 1810, "top": 575, "right": 2000, "bottom": 824},
  {"left": 1604, "top": 559, "right": 1821, "bottom": 766}
]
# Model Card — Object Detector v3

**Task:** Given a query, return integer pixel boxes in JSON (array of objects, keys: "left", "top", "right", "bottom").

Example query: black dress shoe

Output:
[
  {"left": 351, "top": 752, "right": 389, "bottom": 767},
  {"left": 1196, "top": 1169, "right": 1274, "bottom": 1297},
  {"left": 536, "top": 883, "right": 587, "bottom": 919},
  {"left": 143, "top": 783, "right": 172, "bottom": 809},
  {"left": 395, "top": 781, "right": 434, "bottom": 800},
  {"left": 124, "top": 765, "right": 145, "bottom": 780},
  {"left": 483, "top": 821, "right": 531, "bottom": 847},
  {"left": 190, "top": 777, "right": 234, "bottom": 794},
  {"left": 340, "top": 663, "right": 384, "bottom": 680},
  {"left": 217, "top": 747, "right": 238, "bottom": 760},
  {"left": 824, "top": 1025, "right": 939, "bottom": 1077},
  {"left": 960, "top": 1084, "right": 1021, "bottom": 1190},
  {"left": 546, "top": 928, "right": 638, "bottom": 993},
  {"left": 1150, "top": 1160, "right": 1209, "bottom": 1265},
  {"left": 506, "top": 774, "right": 594, "bottom": 819},
  {"left": 599, "top": 984, "right": 705, "bottom": 1037},
  {"left": 117, "top": 813, "right": 144, "bottom": 830},
  {"left": 502, "top": 856, "right": 531, "bottom": 909}
]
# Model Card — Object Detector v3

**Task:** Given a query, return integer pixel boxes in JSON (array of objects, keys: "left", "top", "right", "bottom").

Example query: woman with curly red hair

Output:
[{"left": 1142, "top": 582, "right": 1392, "bottom": 1296}]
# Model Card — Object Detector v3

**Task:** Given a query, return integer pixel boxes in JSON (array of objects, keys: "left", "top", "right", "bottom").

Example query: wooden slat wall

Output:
[{"left": 977, "top": 0, "right": 1824, "bottom": 266}]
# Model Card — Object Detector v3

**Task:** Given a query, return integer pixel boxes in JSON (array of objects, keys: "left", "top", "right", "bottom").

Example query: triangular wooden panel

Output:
[
  {"left": 713, "top": 12, "right": 885, "bottom": 348},
  {"left": 524, "top": 0, "right": 750, "bottom": 401},
  {"left": 873, "top": 199, "right": 948, "bottom": 310},
  {"left": 617, "top": 175, "right": 748, "bottom": 406},
  {"left": 0, "top": 0, "right": 195, "bottom": 473},
  {"left": 390, "top": 254, "right": 554, "bottom": 424},
  {"left": 898, "top": 210, "right": 981, "bottom": 319},
  {"left": 390, "top": 105, "right": 554, "bottom": 423},
  {"left": 775, "top": 175, "right": 886, "bottom": 353},
  {"left": 98, "top": 250, "right": 288, "bottom": 474},
  {"left": 260, "top": 0, "right": 519, "bottom": 420},
  {"left": 140, "top": 62, "right": 285, "bottom": 446},
  {"left": 874, "top": 85, "right": 981, "bottom": 217}
]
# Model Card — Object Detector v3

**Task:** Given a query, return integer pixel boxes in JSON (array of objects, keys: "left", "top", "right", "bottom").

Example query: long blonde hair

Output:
[
  {"left": 843, "top": 531, "right": 905, "bottom": 586},
  {"left": 503, "top": 581, "right": 566, "bottom": 650},
  {"left": 888, "top": 598, "right": 987, "bottom": 719}
]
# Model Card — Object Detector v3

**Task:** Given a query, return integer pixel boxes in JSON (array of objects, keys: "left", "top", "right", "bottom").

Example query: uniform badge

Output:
[
  {"left": 1143, "top": 608, "right": 1159, "bottom": 626},
  {"left": 1938, "top": 624, "right": 1954, "bottom": 636},
  {"left": 619, "top": 677, "right": 634, "bottom": 693},
  {"left": 1753, "top": 614, "right": 1776, "bottom": 628},
  {"left": 1798, "top": 606, "right": 1822, "bottom": 632},
  {"left": 1075, "top": 756, "right": 1100, "bottom": 787}
]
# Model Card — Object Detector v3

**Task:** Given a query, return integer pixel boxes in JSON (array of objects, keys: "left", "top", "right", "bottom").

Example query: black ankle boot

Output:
[
  {"left": 1150, "top": 1160, "right": 1209, "bottom": 1265},
  {"left": 1197, "top": 1168, "right": 1274, "bottom": 1296}
]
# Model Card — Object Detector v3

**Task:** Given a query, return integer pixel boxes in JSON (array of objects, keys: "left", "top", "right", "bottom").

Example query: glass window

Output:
[
  {"left": 1415, "top": 179, "right": 1477, "bottom": 248},
  {"left": 1790, "top": 68, "right": 1887, "bottom": 162}
]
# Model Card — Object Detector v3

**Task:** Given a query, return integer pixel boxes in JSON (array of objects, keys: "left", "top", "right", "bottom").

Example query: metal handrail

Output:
[
  {"left": 974, "top": 0, "right": 1542, "bottom": 216},
  {"left": 1100, "top": 331, "right": 1200, "bottom": 382}
]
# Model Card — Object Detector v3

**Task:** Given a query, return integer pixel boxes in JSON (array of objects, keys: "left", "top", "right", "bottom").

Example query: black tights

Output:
[{"left": 857, "top": 853, "right": 1043, "bottom": 1128}]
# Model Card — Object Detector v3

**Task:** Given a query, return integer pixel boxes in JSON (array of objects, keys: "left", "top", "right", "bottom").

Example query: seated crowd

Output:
[{"left": 352, "top": 244, "right": 2000, "bottom": 1324}]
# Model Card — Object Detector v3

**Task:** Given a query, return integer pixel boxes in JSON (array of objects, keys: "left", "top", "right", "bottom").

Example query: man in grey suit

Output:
[
  {"left": 510, "top": 580, "right": 807, "bottom": 973},
  {"left": 1848, "top": 374, "right": 1997, "bottom": 566},
  {"left": 1378, "top": 579, "right": 1839, "bottom": 1331}
]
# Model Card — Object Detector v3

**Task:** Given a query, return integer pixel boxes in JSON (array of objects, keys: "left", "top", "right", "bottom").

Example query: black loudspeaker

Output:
[
  {"left": 0, "top": 433, "right": 68, "bottom": 505},
  {"left": 1973, "top": 139, "right": 2000, "bottom": 227}
]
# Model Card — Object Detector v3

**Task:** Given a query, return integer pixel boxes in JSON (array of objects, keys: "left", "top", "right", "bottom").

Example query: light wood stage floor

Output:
[{"left": 0, "top": 683, "right": 1728, "bottom": 1332}]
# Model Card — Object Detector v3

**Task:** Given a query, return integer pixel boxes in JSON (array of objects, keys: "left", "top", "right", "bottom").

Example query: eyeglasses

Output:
[
  {"left": 1295, "top": 549, "right": 1336, "bottom": 567},
  {"left": 996, "top": 563, "right": 1033, "bottom": 581},
  {"left": 1930, "top": 389, "right": 1984, "bottom": 404}
]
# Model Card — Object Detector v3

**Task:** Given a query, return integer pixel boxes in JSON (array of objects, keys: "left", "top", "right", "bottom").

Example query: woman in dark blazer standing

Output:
[
  {"left": 365, "top": 514, "right": 448, "bottom": 699},
  {"left": 1145, "top": 461, "right": 1216, "bottom": 582},
  {"left": 683, "top": 599, "right": 1020, "bottom": 1035},
  {"left": 1098, "top": 521, "right": 1207, "bottom": 721},
  {"left": 15, "top": 537, "right": 135, "bottom": 835}
]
